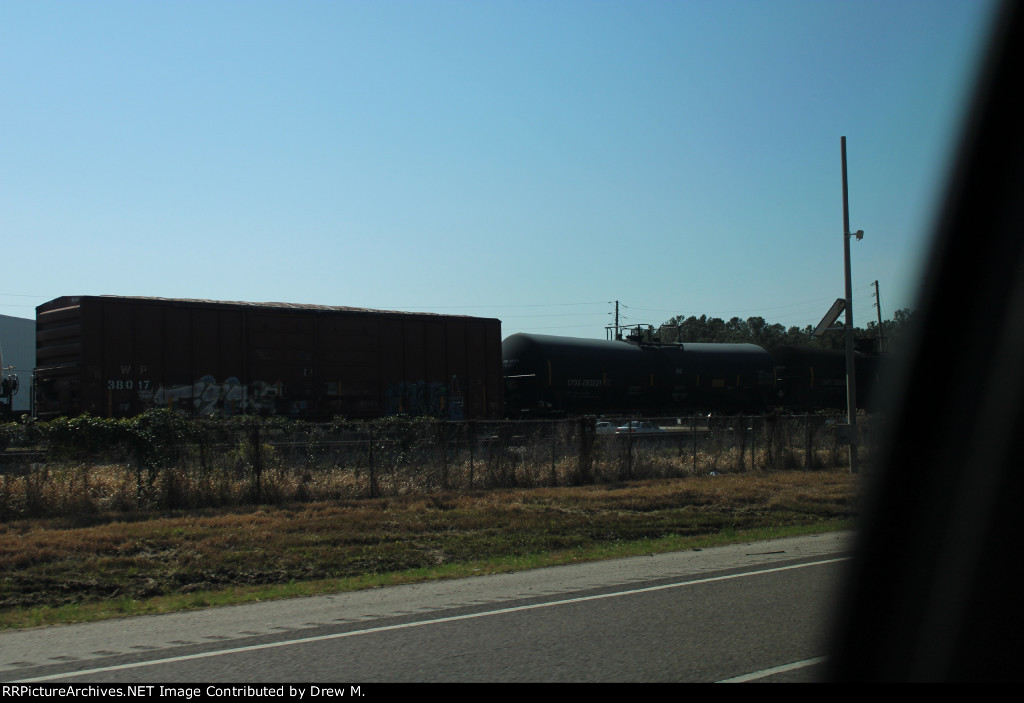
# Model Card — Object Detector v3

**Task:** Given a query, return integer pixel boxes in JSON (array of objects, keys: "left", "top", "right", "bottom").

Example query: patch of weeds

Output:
[{"left": 0, "top": 472, "right": 858, "bottom": 630}]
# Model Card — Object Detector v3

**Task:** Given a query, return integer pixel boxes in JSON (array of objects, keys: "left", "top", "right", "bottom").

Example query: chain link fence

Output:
[{"left": 0, "top": 414, "right": 875, "bottom": 519}]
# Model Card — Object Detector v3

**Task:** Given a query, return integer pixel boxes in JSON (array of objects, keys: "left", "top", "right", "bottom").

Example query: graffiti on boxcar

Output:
[
  {"left": 100, "top": 371, "right": 470, "bottom": 419},
  {"left": 448, "top": 375, "right": 465, "bottom": 421},
  {"left": 385, "top": 376, "right": 465, "bottom": 419},
  {"left": 152, "top": 376, "right": 280, "bottom": 415}
]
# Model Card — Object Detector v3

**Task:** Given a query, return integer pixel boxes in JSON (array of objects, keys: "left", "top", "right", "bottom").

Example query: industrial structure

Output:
[{"left": 0, "top": 312, "right": 35, "bottom": 416}]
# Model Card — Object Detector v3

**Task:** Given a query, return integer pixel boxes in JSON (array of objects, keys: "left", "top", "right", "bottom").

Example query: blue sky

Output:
[{"left": 1, "top": 0, "right": 996, "bottom": 339}]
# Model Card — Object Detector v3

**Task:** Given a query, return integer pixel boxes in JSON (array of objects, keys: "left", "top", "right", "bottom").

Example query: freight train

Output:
[
  {"left": 502, "top": 331, "right": 883, "bottom": 417},
  {"left": 32, "top": 295, "right": 882, "bottom": 421},
  {"left": 34, "top": 295, "right": 503, "bottom": 420}
]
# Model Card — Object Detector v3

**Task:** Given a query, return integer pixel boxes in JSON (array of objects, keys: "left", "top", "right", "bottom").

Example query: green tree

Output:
[{"left": 657, "top": 310, "right": 913, "bottom": 352}]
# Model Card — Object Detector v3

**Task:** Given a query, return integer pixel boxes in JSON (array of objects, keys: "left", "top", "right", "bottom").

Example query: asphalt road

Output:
[{"left": 2, "top": 531, "right": 852, "bottom": 683}]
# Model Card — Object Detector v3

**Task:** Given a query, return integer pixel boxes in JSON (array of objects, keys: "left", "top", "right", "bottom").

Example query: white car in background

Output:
[{"left": 615, "top": 421, "right": 665, "bottom": 435}]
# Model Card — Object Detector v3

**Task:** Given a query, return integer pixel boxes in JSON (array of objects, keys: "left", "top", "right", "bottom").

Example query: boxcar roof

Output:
[{"left": 37, "top": 295, "right": 500, "bottom": 322}]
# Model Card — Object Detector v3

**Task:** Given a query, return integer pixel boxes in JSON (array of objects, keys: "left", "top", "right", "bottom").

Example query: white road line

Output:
[
  {"left": 13, "top": 556, "right": 850, "bottom": 682},
  {"left": 717, "top": 656, "right": 828, "bottom": 682}
]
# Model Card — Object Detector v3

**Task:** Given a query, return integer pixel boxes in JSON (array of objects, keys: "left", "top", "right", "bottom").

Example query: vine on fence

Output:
[{"left": 0, "top": 412, "right": 863, "bottom": 519}]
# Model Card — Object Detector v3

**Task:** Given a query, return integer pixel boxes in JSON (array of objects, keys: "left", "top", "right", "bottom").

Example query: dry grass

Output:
[
  {"left": 0, "top": 469, "right": 861, "bottom": 630},
  {"left": 1, "top": 412, "right": 869, "bottom": 521},
  {"left": 0, "top": 447, "right": 857, "bottom": 517}
]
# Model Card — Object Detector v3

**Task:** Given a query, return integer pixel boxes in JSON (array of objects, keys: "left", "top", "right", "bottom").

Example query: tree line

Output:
[{"left": 656, "top": 308, "right": 914, "bottom": 353}]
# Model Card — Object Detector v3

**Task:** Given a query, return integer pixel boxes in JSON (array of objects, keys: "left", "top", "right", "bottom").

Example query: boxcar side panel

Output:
[
  {"left": 485, "top": 320, "right": 503, "bottom": 417},
  {"left": 246, "top": 311, "right": 316, "bottom": 417},
  {"left": 161, "top": 305, "right": 193, "bottom": 412},
  {"left": 318, "top": 314, "right": 382, "bottom": 418},
  {"left": 35, "top": 296, "right": 502, "bottom": 420},
  {"left": 100, "top": 300, "right": 134, "bottom": 417},
  {"left": 424, "top": 320, "right": 447, "bottom": 417},
  {"left": 402, "top": 320, "right": 427, "bottom": 415},
  {"left": 376, "top": 319, "right": 401, "bottom": 416},
  {"left": 79, "top": 299, "right": 105, "bottom": 416},
  {"left": 217, "top": 308, "right": 245, "bottom": 415},
  {"left": 472, "top": 319, "right": 487, "bottom": 417},
  {"left": 444, "top": 319, "right": 468, "bottom": 421}
]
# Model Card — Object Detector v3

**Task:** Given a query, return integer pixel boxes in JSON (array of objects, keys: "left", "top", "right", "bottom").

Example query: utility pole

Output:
[
  {"left": 615, "top": 300, "right": 620, "bottom": 339},
  {"left": 841, "top": 136, "right": 860, "bottom": 475},
  {"left": 874, "top": 280, "right": 885, "bottom": 354}
]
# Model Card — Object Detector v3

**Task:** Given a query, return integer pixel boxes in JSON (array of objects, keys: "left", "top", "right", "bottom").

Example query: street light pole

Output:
[{"left": 841, "top": 136, "right": 859, "bottom": 474}]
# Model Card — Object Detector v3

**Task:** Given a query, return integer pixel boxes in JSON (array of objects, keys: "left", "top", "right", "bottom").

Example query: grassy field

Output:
[{"left": 0, "top": 468, "right": 860, "bottom": 631}]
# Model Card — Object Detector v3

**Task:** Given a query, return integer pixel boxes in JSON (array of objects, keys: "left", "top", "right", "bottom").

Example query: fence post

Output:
[
  {"left": 440, "top": 422, "right": 449, "bottom": 490},
  {"left": 577, "top": 416, "right": 594, "bottom": 485},
  {"left": 626, "top": 424, "right": 633, "bottom": 480},
  {"left": 368, "top": 424, "right": 376, "bottom": 498},
  {"left": 550, "top": 420, "right": 557, "bottom": 486},
  {"left": 136, "top": 455, "right": 143, "bottom": 510},
  {"left": 805, "top": 414, "right": 812, "bottom": 469},
  {"left": 765, "top": 415, "right": 778, "bottom": 470},
  {"left": 692, "top": 414, "right": 697, "bottom": 474},
  {"left": 250, "top": 423, "right": 262, "bottom": 504},
  {"left": 468, "top": 421, "right": 475, "bottom": 490},
  {"left": 735, "top": 417, "right": 744, "bottom": 472},
  {"left": 751, "top": 416, "right": 756, "bottom": 472}
]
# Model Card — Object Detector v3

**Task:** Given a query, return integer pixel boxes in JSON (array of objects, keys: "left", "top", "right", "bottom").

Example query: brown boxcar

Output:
[{"left": 34, "top": 296, "right": 503, "bottom": 420}]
